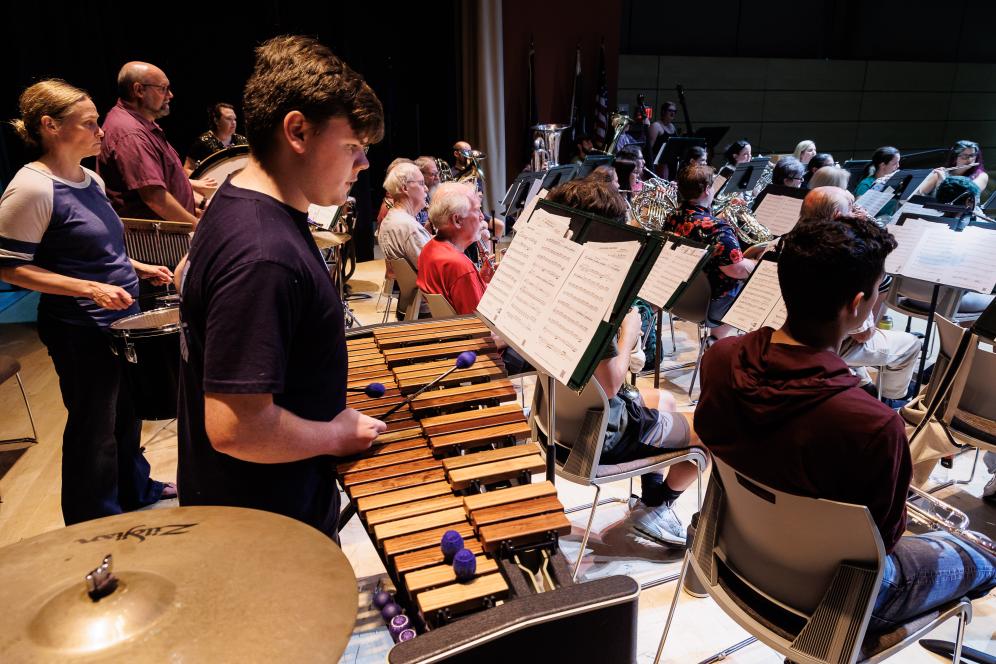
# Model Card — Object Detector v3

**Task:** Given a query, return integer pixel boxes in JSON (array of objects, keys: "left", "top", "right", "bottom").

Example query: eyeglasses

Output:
[{"left": 141, "top": 83, "right": 171, "bottom": 94}]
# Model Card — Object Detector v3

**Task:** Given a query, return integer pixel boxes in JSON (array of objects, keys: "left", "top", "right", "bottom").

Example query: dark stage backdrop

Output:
[{"left": 0, "top": 2, "right": 465, "bottom": 261}]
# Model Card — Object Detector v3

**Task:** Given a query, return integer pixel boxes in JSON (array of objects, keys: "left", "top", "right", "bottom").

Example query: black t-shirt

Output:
[{"left": 177, "top": 180, "right": 346, "bottom": 535}]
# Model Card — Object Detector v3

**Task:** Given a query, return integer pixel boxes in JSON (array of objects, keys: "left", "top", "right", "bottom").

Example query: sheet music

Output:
[
  {"left": 519, "top": 184, "right": 547, "bottom": 222},
  {"left": 951, "top": 227, "right": 996, "bottom": 295},
  {"left": 711, "top": 175, "right": 727, "bottom": 195},
  {"left": 476, "top": 223, "right": 548, "bottom": 321},
  {"left": 529, "top": 241, "right": 639, "bottom": 382},
  {"left": 722, "top": 260, "right": 783, "bottom": 333},
  {"left": 753, "top": 194, "right": 803, "bottom": 237},
  {"left": 494, "top": 232, "right": 583, "bottom": 347},
  {"left": 762, "top": 298, "right": 788, "bottom": 330},
  {"left": 638, "top": 241, "right": 709, "bottom": 309},
  {"left": 885, "top": 218, "right": 933, "bottom": 275},
  {"left": 307, "top": 204, "right": 339, "bottom": 230},
  {"left": 855, "top": 187, "right": 894, "bottom": 217},
  {"left": 527, "top": 207, "right": 570, "bottom": 236}
]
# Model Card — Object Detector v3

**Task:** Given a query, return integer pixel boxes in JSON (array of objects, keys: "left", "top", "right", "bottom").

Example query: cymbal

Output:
[
  {"left": 312, "top": 230, "right": 351, "bottom": 249},
  {"left": 0, "top": 506, "right": 358, "bottom": 662}
]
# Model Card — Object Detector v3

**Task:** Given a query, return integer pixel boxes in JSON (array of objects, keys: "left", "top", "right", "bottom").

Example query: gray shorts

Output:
[{"left": 601, "top": 390, "right": 691, "bottom": 464}]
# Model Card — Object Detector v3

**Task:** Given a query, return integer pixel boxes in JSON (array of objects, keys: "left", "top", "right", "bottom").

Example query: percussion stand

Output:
[{"left": 322, "top": 244, "right": 359, "bottom": 328}]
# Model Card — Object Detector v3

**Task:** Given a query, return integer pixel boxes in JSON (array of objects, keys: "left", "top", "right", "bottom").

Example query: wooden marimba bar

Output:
[{"left": 341, "top": 316, "right": 573, "bottom": 629}]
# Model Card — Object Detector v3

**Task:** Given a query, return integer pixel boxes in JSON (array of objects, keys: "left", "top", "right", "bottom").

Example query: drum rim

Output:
[
  {"left": 190, "top": 144, "right": 251, "bottom": 179},
  {"left": 109, "top": 306, "right": 181, "bottom": 336}
]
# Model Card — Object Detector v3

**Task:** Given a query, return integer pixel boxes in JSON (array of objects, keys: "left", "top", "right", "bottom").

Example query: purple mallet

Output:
[
  {"left": 348, "top": 382, "right": 386, "bottom": 398},
  {"left": 380, "top": 351, "right": 479, "bottom": 418},
  {"left": 388, "top": 614, "right": 410, "bottom": 641},
  {"left": 372, "top": 589, "right": 392, "bottom": 610},
  {"left": 453, "top": 548, "right": 477, "bottom": 581},
  {"left": 381, "top": 602, "right": 402, "bottom": 621},
  {"left": 440, "top": 529, "right": 464, "bottom": 563},
  {"left": 397, "top": 628, "right": 417, "bottom": 642}
]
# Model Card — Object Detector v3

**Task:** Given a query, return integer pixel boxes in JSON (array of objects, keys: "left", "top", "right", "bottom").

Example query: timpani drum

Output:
[{"left": 109, "top": 307, "right": 181, "bottom": 421}]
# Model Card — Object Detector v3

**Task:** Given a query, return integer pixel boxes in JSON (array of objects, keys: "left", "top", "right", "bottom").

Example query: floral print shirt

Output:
[{"left": 664, "top": 204, "right": 744, "bottom": 298}]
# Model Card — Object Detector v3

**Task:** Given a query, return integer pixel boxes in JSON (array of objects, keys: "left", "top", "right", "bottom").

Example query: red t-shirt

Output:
[
  {"left": 696, "top": 327, "right": 911, "bottom": 553},
  {"left": 416, "top": 238, "right": 486, "bottom": 315}
]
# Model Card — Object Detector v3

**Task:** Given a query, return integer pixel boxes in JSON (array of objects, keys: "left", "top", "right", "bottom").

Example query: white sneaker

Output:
[
  {"left": 983, "top": 474, "right": 996, "bottom": 504},
  {"left": 628, "top": 498, "right": 686, "bottom": 547}
]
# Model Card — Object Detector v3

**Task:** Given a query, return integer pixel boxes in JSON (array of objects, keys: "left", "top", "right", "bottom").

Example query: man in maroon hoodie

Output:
[{"left": 696, "top": 216, "right": 995, "bottom": 632}]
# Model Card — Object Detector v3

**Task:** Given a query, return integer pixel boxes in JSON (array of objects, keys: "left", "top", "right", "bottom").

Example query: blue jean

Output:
[{"left": 869, "top": 531, "right": 996, "bottom": 633}]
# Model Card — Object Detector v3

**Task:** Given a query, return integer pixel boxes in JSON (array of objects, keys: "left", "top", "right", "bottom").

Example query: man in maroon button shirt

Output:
[{"left": 98, "top": 61, "right": 199, "bottom": 226}]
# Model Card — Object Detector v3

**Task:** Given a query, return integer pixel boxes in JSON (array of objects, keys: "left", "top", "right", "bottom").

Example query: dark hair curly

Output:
[
  {"left": 779, "top": 215, "right": 896, "bottom": 322},
  {"left": 547, "top": 177, "right": 627, "bottom": 222},
  {"left": 243, "top": 35, "right": 384, "bottom": 164}
]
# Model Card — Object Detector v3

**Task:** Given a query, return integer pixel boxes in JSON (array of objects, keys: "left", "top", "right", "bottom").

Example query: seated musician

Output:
[
  {"left": 802, "top": 152, "right": 834, "bottom": 187},
  {"left": 176, "top": 36, "right": 387, "bottom": 537},
  {"left": 379, "top": 162, "right": 431, "bottom": 269},
  {"left": 617, "top": 145, "right": 646, "bottom": 194},
  {"left": 665, "top": 164, "right": 756, "bottom": 340},
  {"left": 546, "top": 178, "right": 707, "bottom": 548},
  {"left": 854, "top": 146, "right": 901, "bottom": 216},
  {"left": 376, "top": 157, "right": 417, "bottom": 226},
  {"left": 612, "top": 157, "right": 639, "bottom": 201},
  {"left": 682, "top": 145, "right": 709, "bottom": 169},
  {"left": 415, "top": 155, "right": 443, "bottom": 198},
  {"left": 570, "top": 134, "right": 595, "bottom": 165},
  {"left": 799, "top": 188, "right": 922, "bottom": 407},
  {"left": 696, "top": 215, "right": 996, "bottom": 632},
  {"left": 717, "top": 139, "right": 751, "bottom": 178},
  {"left": 793, "top": 139, "right": 817, "bottom": 165},
  {"left": 808, "top": 165, "right": 850, "bottom": 190},
  {"left": 916, "top": 140, "right": 988, "bottom": 197},
  {"left": 183, "top": 102, "right": 248, "bottom": 174},
  {"left": 772, "top": 156, "right": 805, "bottom": 188}
]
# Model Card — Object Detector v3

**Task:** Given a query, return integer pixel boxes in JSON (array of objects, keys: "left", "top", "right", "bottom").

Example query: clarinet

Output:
[{"left": 477, "top": 236, "right": 497, "bottom": 284}]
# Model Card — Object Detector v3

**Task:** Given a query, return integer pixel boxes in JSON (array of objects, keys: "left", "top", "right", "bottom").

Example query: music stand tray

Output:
[
  {"left": 577, "top": 154, "right": 614, "bottom": 179},
  {"left": 717, "top": 157, "right": 770, "bottom": 197},
  {"left": 653, "top": 136, "right": 706, "bottom": 176},
  {"left": 540, "top": 164, "right": 580, "bottom": 191}
]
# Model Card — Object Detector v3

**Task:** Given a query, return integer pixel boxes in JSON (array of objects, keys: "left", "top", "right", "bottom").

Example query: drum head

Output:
[
  {"left": 110, "top": 307, "right": 180, "bottom": 336},
  {"left": 190, "top": 144, "right": 250, "bottom": 183}
]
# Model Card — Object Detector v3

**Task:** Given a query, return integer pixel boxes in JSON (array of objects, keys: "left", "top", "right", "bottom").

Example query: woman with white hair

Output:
[{"left": 379, "top": 161, "right": 431, "bottom": 269}]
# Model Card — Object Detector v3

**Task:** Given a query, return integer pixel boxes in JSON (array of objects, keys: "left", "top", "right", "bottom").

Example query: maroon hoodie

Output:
[{"left": 696, "top": 327, "right": 912, "bottom": 553}]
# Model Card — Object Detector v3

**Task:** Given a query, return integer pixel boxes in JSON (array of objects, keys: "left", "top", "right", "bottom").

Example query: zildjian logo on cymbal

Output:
[{"left": 74, "top": 523, "right": 198, "bottom": 544}]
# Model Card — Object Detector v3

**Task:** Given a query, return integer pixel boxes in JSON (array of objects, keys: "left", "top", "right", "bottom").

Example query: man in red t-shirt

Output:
[{"left": 417, "top": 181, "right": 488, "bottom": 314}]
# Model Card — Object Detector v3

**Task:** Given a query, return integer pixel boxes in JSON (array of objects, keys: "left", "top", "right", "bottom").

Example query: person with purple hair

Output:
[{"left": 916, "top": 140, "right": 988, "bottom": 196}]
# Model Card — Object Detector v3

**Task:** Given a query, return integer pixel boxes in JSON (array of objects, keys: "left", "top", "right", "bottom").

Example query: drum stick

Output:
[
  {"left": 379, "top": 351, "right": 477, "bottom": 418},
  {"left": 348, "top": 383, "right": 386, "bottom": 398}
]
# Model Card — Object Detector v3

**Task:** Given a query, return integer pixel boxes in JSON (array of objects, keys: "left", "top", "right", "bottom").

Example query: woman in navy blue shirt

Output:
[{"left": 0, "top": 79, "right": 174, "bottom": 524}]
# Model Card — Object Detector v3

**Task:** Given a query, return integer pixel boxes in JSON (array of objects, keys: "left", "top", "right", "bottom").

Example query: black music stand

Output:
[
  {"left": 717, "top": 157, "right": 770, "bottom": 197},
  {"left": 653, "top": 136, "right": 706, "bottom": 180},
  {"left": 541, "top": 164, "right": 579, "bottom": 191},
  {"left": 500, "top": 170, "right": 545, "bottom": 226},
  {"left": 882, "top": 168, "right": 933, "bottom": 202},
  {"left": 899, "top": 148, "right": 948, "bottom": 170},
  {"left": 576, "top": 154, "right": 614, "bottom": 179}
]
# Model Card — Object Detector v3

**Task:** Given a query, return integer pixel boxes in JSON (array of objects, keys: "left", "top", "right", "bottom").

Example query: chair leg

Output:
[
  {"left": 687, "top": 326, "right": 707, "bottom": 405},
  {"left": 16, "top": 373, "right": 38, "bottom": 442},
  {"left": 668, "top": 313, "right": 678, "bottom": 355},
  {"left": 952, "top": 608, "right": 967, "bottom": 664},
  {"left": 572, "top": 484, "right": 602, "bottom": 581},
  {"left": 654, "top": 551, "right": 691, "bottom": 664},
  {"left": 876, "top": 366, "right": 884, "bottom": 400},
  {"left": 381, "top": 293, "right": 395, "bottom": 324}
]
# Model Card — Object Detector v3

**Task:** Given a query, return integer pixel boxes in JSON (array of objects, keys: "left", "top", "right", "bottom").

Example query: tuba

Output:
[
  {"left": 434, "top": 157, "right": 454, "bottom": 183},
  {"left": 607, "top": 113, "right": 632, "bottom": 155},
  {"left": 630, "top": 177, "right": 681, "bottom": 232},
  {"left": 531, "top": 124, "right": 570, "bottom": 170}
]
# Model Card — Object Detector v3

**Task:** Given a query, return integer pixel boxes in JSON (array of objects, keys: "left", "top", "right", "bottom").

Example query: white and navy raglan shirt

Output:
[{"left": 0, "top": 165, "right": 139, "bottom": 327}]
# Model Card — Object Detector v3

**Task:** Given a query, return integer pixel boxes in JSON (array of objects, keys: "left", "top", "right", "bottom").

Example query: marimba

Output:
[
  {"left": 344, "top": 316, "right": 643, "bottom": 663},
  {"left": 343, "top": 316, "right": 575, "bottom": 628}
]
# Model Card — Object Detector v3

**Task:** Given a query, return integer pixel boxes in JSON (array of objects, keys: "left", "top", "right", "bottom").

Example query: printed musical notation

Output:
[
  {"left": 855, "top": 187, "right": 895, "bottom": 217},
  {"left": 887, "top": 219, "right": 996, "bottom": 294},
  {"left": 753, "top": 194, "right": 804, "bottom": 237},
  {"left": 476, "top": 226, "right": 641, "bottom": 384},
  {"left": 722, "top": 260, "right": 786, "bottom": 333},
  {"left": 638, "top": 241, "right": 709, "bottom": 309}
]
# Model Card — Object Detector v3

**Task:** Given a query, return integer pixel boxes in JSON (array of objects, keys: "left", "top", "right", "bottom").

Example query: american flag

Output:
[{"left": 593, "top": 41, "right": 608, "bottom": 149}]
